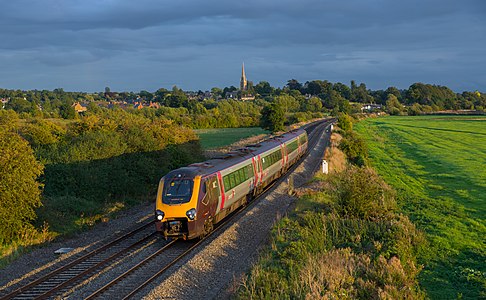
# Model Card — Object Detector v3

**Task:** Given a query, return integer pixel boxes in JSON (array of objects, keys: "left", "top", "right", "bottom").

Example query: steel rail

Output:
[{"left": 0, "top": 221, "right": 155, "bottom": 300}]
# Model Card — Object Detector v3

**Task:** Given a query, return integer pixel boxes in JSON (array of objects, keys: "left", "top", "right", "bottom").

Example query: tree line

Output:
[{"left": 2, "top": 81, "right": 485, "bottom": 122}]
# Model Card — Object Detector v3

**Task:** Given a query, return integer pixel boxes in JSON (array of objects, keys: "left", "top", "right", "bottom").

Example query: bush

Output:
[
  {"left": 330, "top": 166, "right": 396, "bottom": 220},
  {"left": 337, "top": 113, "right": 353, "bottom": 132},
  {"left": 236, "top": 164, "right": 425, "bottom": 299},
  {"left": 339, "top": 131, "right": 368, "bottom": 166},
  {"left": 0, "top": 130, "right": 44, "bottom": 244}
]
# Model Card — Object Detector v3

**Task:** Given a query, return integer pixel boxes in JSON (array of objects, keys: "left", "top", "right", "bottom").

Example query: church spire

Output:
[{"left": 240, "top": 63, "right": 247, "bottom": 91}]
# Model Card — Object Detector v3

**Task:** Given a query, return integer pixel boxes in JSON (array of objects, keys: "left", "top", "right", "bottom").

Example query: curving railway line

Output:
[{"left": 0, "top": 119, "right": 332, "bottom": 300}]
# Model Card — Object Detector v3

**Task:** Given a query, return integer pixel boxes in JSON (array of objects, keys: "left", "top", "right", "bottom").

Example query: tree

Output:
[
  {"left": 286, "top": 79, "right": 302, "bottom": 91},
  {"left": 211, "top": 87, "right": 223, "bottom": 98},
  {"left": 386, "top": 94, "right": 403, "bottom": 115},
  {"left": 408, "top": 103, "right": 423, "bottom": 116},
  {"left": 139, "top": 90, "right": 153, "bottom": 101},
  {"left": 5, "top": 97, "right": 32, "bottom": 113},
  {"left": 303, "top": 97, "right": 323, "bottom": 112},
  {"left": 260, "top": 103, "right": 285, "bottom": 133},
  {"left": 274, "top": 94, "right": 299, "bottom": 114},
  {"left": 351, "top": 82, "right": 372, "bottom": 102},
  {"left": 337, "top": 113, "right": 353, "bottom": 132},
  {"left": 164, "top": 86, "right": 189, "bottom": 108},
  {"left": 255, "top": 81, "right": 274, "bottom": 97},
  {"left": 333, "top": 82, "right": 351, "bottom": 99},
  {"left": 0, "top": 130, "right": 44, "bottom": 244},
  {"left": 60, "top": 101, "right": 76, "bottom": 119}
]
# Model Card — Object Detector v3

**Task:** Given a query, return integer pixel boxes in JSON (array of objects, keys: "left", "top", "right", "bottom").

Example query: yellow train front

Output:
[{"left": 155, "top": 168, "right": 207, "bottom": 240}]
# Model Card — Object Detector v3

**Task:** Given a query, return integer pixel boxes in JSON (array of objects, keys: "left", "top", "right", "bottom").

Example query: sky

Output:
[{"left": 0, "top": 0, "right": 485, "bottom": 93}]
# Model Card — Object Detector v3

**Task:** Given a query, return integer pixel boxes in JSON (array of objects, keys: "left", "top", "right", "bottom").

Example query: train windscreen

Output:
[{"left": 163, "top": 175, "right": 193, "bottom": 204}]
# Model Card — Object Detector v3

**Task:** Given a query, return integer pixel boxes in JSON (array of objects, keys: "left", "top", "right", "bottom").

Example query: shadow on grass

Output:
[
  {"left": 383, "top": 129, "right": 486, "bottom": 299},
  {"left": 35, "top": 141, "right": 204, "bottom": 236},
  {"left": 391, "top": 123, "right": 486, "bottom": 137}
]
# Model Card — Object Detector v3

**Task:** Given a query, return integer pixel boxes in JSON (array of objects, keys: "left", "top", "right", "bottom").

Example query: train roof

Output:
[{"left": 168, "top": 128, "right": 306, "bottom": 178}]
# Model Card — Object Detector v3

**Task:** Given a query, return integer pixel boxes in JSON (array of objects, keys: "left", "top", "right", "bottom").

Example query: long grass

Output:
[
  {"left": 355, "top": 116, "right": 486, "bottom": 299},
  {"left": 236, "top": 166, "right": 425, "bottom": 299}
]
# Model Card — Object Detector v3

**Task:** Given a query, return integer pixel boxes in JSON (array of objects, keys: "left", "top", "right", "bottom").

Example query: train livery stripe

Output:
[{"left": 217, "top": 171, "right": 226, "bottom": 210}]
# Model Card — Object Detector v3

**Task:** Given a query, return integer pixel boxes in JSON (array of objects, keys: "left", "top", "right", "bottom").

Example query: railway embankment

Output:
[{"left": 235, "top": 116, "right": 426, "bottom": 299}]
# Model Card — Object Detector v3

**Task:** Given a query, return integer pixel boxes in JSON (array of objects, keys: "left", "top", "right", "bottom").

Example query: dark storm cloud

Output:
[{"left": 0, "top": 0, "right": 485, "bottom": 91}]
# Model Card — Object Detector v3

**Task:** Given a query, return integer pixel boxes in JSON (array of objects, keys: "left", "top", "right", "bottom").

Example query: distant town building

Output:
[
  {"left": 226, "top": 91, "right": 238, "bottom": 99},
  {"left": 147, "top": 101, "right": 161, "bottom": 109},
  {"left": 361, "top": 103, "right": 383, "bottom": 112},
  {"left": 241, "top": 95, "right": 255, "bottom": 101},
  {"left": 239, "top": 63, "right": 255, "bottom": 100},
  {"left": 0, "top": 98, "right": 9, "bottom": 109},
  {"left": 240, "top": 63, "right": 247, "bottom": 91},
  {"left": 133, "top": 102, "right": 144, "bottom": 110},
  {"left": 72, "top": 102, "right": 87, "bottom": 113}
]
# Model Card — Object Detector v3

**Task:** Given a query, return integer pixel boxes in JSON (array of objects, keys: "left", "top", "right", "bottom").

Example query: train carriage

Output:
[{"left": 155, "top": 128, "right": 308, "bottom": 240}]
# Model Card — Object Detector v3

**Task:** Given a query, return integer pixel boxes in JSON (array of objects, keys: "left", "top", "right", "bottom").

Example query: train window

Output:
[
  {"left": 240, "top": 169, "right": 246, "bottom": 181},
  {"left": 234, "top": 171, "right": 241, "bottom": 186},
  {"left": 223, "top": 176, "right": 230, "bottom": 192},
  {"left": 247, "top": 165, "right": 253, "bottom": 178},
  {"left": 263, "top": 151, "right": 280, "bottom": 170},
  {"left": 163, "top": 177, "right": 193, "bottom": 204},
  {"left": 287, "top": 140, "right": 298, "bottom": 153},
  {"left": 229, "top": 174, "right": 236, "bottom": 189}
]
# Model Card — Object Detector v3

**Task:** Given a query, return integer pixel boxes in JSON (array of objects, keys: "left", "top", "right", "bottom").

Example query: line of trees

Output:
[{"left": 2, "top": 81, "right": 485, "bottom": 122}]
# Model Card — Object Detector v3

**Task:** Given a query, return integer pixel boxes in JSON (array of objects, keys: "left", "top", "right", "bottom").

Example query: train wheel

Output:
[
  {"left": 202, "top": 217, "right": 214, "bottom": 237},
  {"left": 245, "top": 193, "right": 253, "bottom": 205}
]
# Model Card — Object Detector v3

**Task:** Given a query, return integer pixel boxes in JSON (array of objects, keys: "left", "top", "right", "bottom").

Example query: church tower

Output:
[{"left": 240, "top": 63, "right": 247, "bottom": 91}]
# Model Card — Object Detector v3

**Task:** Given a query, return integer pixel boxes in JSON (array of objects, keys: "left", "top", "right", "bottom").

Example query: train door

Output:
[
  {"left": 199, "top": 175, "right": 220, "bottom": 226},
  {"left": 281, "top": 144, "right": 287, "bottom": 168},
  {"left": 257, "top": 155, "right": 264, "bottom": 185},
  {"left": 203, "top": 175, "right": 220, "bottom": 216}
]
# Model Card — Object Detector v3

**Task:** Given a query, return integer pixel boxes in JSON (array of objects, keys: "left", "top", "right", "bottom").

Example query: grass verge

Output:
[{"left": 236, "top": 130, "right": 426, "bottom": 299}]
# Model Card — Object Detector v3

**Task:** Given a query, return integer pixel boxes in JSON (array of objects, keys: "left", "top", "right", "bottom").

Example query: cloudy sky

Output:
[{"left": 0, "top": 0, "right": 485, "bottom": 92}]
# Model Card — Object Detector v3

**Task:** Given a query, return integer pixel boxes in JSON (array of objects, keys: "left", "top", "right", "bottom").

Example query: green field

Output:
[
  {"left": 195, "top": 127, "right": 269, "bottom": 150},
  {"left": 355, "top": 116, "right": 486, "bottom": 299}
]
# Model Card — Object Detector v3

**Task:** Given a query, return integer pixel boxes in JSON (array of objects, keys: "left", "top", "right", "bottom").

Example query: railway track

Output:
[
  {"left": 0, "top": 221, "right": 158, "bottom": 300},
  {"left": 0, "top": 119, "right": 332, "bottom": 300}
]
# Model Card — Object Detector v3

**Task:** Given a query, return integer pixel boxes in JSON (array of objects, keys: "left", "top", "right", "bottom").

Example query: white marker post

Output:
[{"left": 322, "top": 159, "right": 328, "bottom": 174}]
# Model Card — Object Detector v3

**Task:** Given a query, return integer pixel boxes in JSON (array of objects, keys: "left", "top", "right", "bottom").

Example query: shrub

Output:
[
  {"left": 331, "top": 166, "right": 396, "bottom": 220},
  {"left": 0, "top": 130, "right": 44, "bottom": 244},
  {"left": 339, "top": 131, "right": 368, "bottom": 166},
  {"left": 337, "top": 113, "right": 353, "bottom": 132}
]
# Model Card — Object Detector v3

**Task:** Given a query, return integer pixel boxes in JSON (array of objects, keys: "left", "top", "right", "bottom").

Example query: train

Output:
[{"left": 155, "top": 128, "right": 308, "bottom": 240}]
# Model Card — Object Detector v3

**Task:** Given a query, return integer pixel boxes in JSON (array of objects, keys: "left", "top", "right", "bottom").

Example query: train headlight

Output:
[
  {"left": 186, "top": 208, "right": 196, "bottom": 220},
  {"left": 155, "top": 210, "right": 165, "bottom": 221}
]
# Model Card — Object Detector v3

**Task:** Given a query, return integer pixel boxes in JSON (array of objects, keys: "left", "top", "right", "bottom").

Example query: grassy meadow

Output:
[
  {"left": 354, "top": 116, "right": 486, "bottom": 299},
  {"left": 195, "top": 127, "right": 268, "bottom": 149}
]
